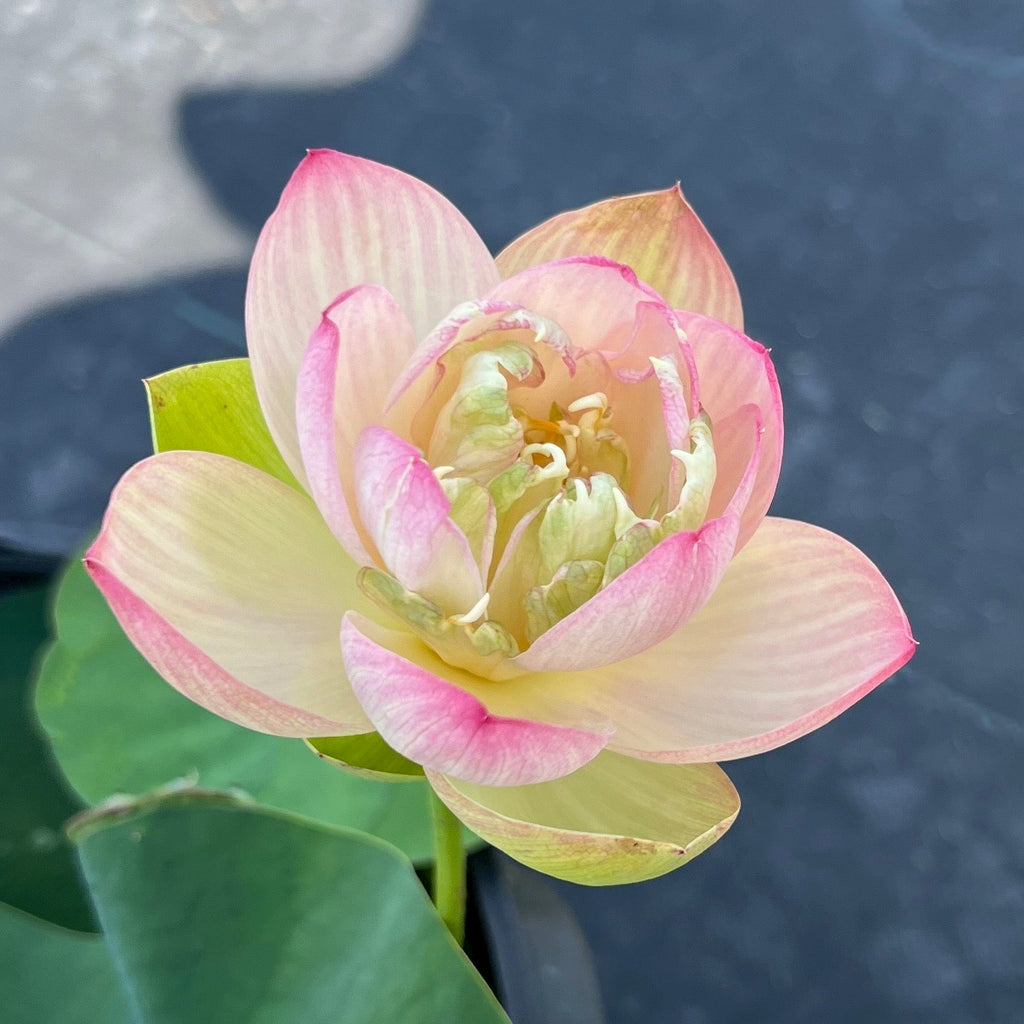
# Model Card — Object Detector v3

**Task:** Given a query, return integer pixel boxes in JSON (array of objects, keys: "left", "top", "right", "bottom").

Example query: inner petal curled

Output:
[{"left": 352, "top": 279, "right": 730, "bottom": 670}]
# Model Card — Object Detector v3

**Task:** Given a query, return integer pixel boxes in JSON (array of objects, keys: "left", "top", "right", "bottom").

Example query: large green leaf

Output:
[
  {"left": 34, "top": 556, "right": 476, "bottom": 863},
  {"left": 0, "top": 903, "right": 131, "bottom": 1021},
  {"left": 145, "top": 358, "right": 300, "bottom": 489},
  {"left": 71, "top": 790, "right": 510, "bottom": 1024},
  {"left": 0, "top": 586, "right": 95, "bottom": 931}
]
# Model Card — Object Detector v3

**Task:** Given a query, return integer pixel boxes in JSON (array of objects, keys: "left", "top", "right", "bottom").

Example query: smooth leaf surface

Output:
[
  {"left": 71, "top": 790, "right": 510, "bottom": 1024},
  {"left": 146, "top": 357, "right": 300, "bottom": 489},
  {"left": 0, "top": 586, "right": 95, "bottom": 931},
  {"left": 0, "top": 903, "right": 131, "bottom": 1022},
  {"left": 34, "top": 555, "right": 458, "bottom": 863}
]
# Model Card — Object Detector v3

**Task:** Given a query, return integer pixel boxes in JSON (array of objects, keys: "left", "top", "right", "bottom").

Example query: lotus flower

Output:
[{"left": 86, "top": 150, "right": 915, "bottom": 885}]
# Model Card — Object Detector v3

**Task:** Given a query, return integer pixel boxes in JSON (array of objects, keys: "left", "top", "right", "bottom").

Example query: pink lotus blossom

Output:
[{"left": 86, "top": 150, "right": 915, "bottom": 884}]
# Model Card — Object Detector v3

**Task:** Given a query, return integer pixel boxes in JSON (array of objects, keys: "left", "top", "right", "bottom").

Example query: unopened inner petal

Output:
[{"left": 377, "top": 291, "right": 720, "bottom": 668}]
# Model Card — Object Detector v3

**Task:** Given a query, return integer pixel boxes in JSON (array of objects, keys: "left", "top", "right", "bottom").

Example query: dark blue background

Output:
[{"left": 2, "top": 1, "right": 1021, "bottom": 1019}]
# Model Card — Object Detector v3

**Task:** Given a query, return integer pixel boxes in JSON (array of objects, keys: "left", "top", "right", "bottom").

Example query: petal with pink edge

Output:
[
  {"left": 353, "top": 427, "right": 484, "bottom": 615},
  {"left": 246, "top": 149, "right": 500, "bottom": 484},
  {"left": 427, "top": 751, "right": 739, "bottom": 885},
  {"left": 384, "top": 300, "right": 572, "bottom": 447},
  {"left": 85, "top": 451, "right": 375, "bottom": 737},
  {"left": 680, "top": 311, "right": 783, "bottom": 551},
  {"left": 296, "top": 285, "right": 418, "bottom": 564},
  {"left": 341, "top": 613, "right": 611, "bottom": 786},
  {"left": 496, "top": 186, "right": 743, "bottom": 330},
  {"left": 511, "top": 512, "right": 739, "bottom": 674},
  {"left": 483, "top": 256, "right": 668, "bottom": 359},
  {"left": 575, "top": 517, "right": 916, "bottom": 762},
  {"left": 702, "top": 400, "right": 763, "bottom": 532}
]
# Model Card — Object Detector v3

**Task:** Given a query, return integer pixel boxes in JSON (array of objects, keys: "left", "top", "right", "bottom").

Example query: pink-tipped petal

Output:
[
  {"left": 680, "top": 312, "right": 783, "bottom": 550},
  {"left": 581, "top": 517, "right": 916, "bottom": 762},
  {"left": 246, "top": 149, "right": 500, "bottom": 483},
  {"left": 85, "top": 452, "right": 376, "bottom": 736},
  {"left": 87, "top": 563, "right": 357, "bottom": 736},
  {"left": 296, "top": 285, "right": 418, "bottom": 564},
  {"left": 512, "top": 512, "right": 739, "bottom": 674},
  {"left": 341, "top": 613, "right": 610, "bottom": 785},
  {"left": 600, "top": 299, "right": 698, "bottom": 389},
  {"left": 427, "top": 751, "right": 739, "bottom": 885},
  {"left": 386, "top": 300, "right": 527, "bottom": 412},
  {"left": 496, "top": 186, "right": 743, "bottom": 330},
  {"left": 483, "top": 256, "right": 667, "bottom": 357},
  {"left": 353, "top": 427, "right": 484, "bottom": 615},
  {"left": 710, "top": 401, "right": 764, "bottom": 527},
  {"left": 590, "top": 299, "right": 699, "bottom": 520}
]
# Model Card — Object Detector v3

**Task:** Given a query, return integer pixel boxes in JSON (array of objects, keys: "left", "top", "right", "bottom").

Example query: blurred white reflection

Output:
[{"left": 0, "top": 0, "right": 425, "bottom": 333}]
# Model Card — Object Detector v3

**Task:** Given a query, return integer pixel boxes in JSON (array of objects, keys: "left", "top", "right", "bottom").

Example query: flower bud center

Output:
[{"left": 363, "top": 336, "right": 720, "bottom": 673}]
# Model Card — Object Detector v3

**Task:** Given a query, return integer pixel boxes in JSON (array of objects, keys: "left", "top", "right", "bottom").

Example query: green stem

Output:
[{"left": 429, "top": 788, "right": 466, "bottom": 946}]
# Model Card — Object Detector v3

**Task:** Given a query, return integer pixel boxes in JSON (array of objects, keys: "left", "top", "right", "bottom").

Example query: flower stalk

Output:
[{"left": 429, "top": 788, "right": 467, "bottom": 945}]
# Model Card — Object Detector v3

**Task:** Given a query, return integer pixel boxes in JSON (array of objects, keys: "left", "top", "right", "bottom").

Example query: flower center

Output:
[
  {"left": 360, "top": 336, "right": 718, "bottom": 677},
  {"left": 517, "top": 391, "right": 630, "bottom": 486}
]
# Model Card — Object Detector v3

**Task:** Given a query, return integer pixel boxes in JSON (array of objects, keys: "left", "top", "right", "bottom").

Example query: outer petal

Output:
[
  {"left": 680, "top": 311, "right": 784, "bottom": 551},
  {"left": 246, "top": 149, "right": 500, "bottom": 484},
  {"left": 296, "top": 285, "right": 418, "bottom": 564},
  {"left": 580, "top": 517, "right": 916, "bottom": 762},
  {"left": 353, "top": 427, "right": 484, "bottom": 615},
  {"left": 341, "top": 614, "right": 610, "bottom": 786},
  {"left": 427, "top": 751, "right": 739, "bottom": 885},
  {"left": 85, "top": 451, "right": 375, "bottom": 737},
  {"left": 496, "top": 186, "right": 743, "bottom": 330},
  {"left": 511, "top": 512, "right": 739, "bottom": 674}
]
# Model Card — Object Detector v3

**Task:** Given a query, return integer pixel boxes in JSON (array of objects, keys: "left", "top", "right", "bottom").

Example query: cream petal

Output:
[
  {"left": 579, "top": 517, "right": 916, "bottom": 761},
  {"left": 496, "top": 186, "right": 743, "bottom": 329},
  {"left": 485, "top": 504, "right": 545, "bottom": 645},
  {"left": 85, "top": 451, "right": 376, "bottom": 736},
  {"left": 427, "top": 751, "right": 739, "bottom": 885}
]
